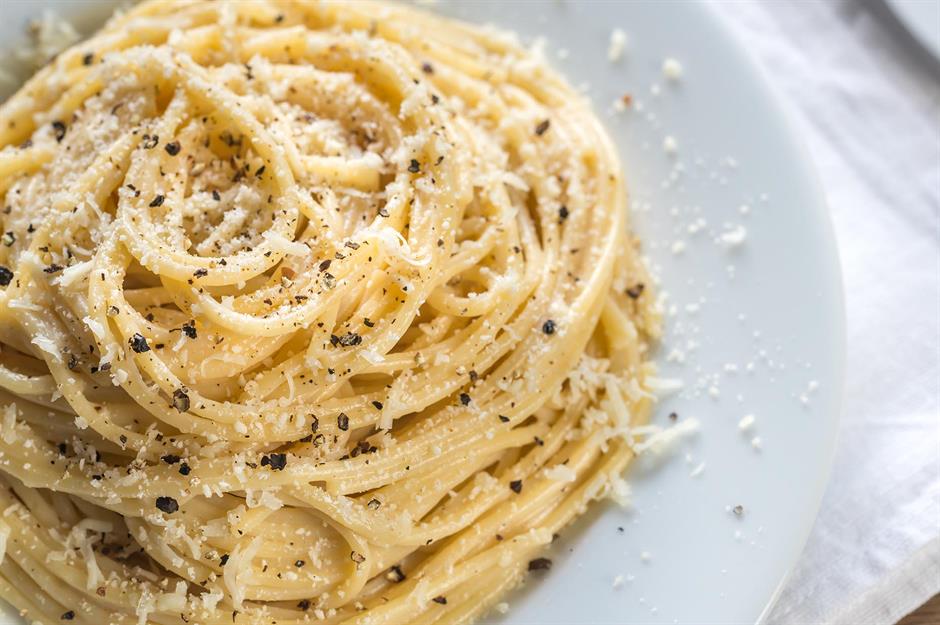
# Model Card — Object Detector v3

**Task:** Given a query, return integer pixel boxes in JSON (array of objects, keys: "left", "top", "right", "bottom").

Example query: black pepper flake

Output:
[
  {"left": 181, "top": 320, "right": 197, "bottom": 339},
  {"left": 141, "top": 134, "right": 159, "bottom": 149},
  {"left": 212, "top": 190, "right": 221, "bottom": 201},
  {"left": 345, "top": 240, "right": 360, "bottom": 250},
  {"left": 52, "top": 120, "right": 67, "bottom": 143},
  {"left": 193, "top": 268, "right": 208, "bottom": 278},
  {"left": 534, "top": 119, "right": 551, "bottom": 136},
  {"left": 67, "top": 353, "right": 79, "bottom": 370},
  {"left": 220, "top": 554, "right": 230, "bottom": 566},
  {"left": 542, "top": 319, "right": 556, "bottom": 335},
  {"left": 387, "top": 565, "right": 405, "bottom": 582},
  {"left": 0, "top": 266, "right": 12, "bottom": 287},
  {"left": 421, "top": 61, "right": 434, "bottom": 74},
  {"left": 179, "top": 463, "right": 191, "bottom": 475},
  {"left": 43, "top": 263, "right": 63, "bottom": 274},
  {"left": 371, "top": 400, "right": 383, "bottom": 410},
  {"left": 155, "top": 496, "right": 179, "bottom": 514},
  {"left": 363, "top": 317, "right": 375, "bottom": 328},
  {"left": 161, "top": 454, "right": 180, "bottom": 465},
  {"left": 337, "top": 413, "right": 349, "bottom": 431},
  {"left": 220, "top": 131, "right": 241, "bottom": 148},
  {"left": 626, "top": 283, "right": 645, "bottom": 299},
  {"left": 498, "top": 415, "right": 510, "bottom": 423},
  {"left": 528, "top": 557, "right": 552, "bottom": 571},
  {"left": 172, "top": 388, "right": 190, "bottom": 412},
  {"left": 82, "top": 53, "right": 94, "bottom": 65},
  {"left": 297, "top": 599, "right": 310, "bottom": 610},
  {"left": 367, "top": 498, "right": 381, "bottom": 510},
  {"left": 255, "top": 165, "right": 266, "bottom": 177},
  {"left": 310, "top": 416, "right": 319, "bottom": 432},
  {"left": 318, "top": 259, "right": 332, "bottom": 272},
  {"left": 149, "top": 194, "right": 165, "bottom": 207},
  {"left": 558, "top": 205, "right": 569, "bottom": 221},
  {"left": 469, "top": 370, "right": 479, "bottom": 382},
  {"left": 668, "top": 412, "right": 678, "bottom": 422},
  {"left": 509, "top": 479, "right": 523, "bottom": 494},
  {"left": 408, "top": 159, "right": 420, "bottom": 173},
  {"left": 60, "top": 611, "right": 75, "bottom": 620},
  {"left": 332, "top": 332, "right": 362, "bottom": 347},
  {"left": 129, "top": 333, "right": 150, "bottom": 353},
  {"left": 459, "top": 392, "right": 471, "bottom": 406},
  {"left": 432, "top": 596, "right": 447, "bottom": 605},
  {"left": 294, "top": 559, "right": 305, "bottom": 567},
  {"left": 164, "top": 141, "right": 181, "bottom": 156},
  {"left": 261, "top": 453, "right": 287, "bottom": 471}
]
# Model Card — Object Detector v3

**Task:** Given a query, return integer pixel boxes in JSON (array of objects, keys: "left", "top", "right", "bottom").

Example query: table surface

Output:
[{"left": 899, "top": 595, "right": 940, "bottom": 625}]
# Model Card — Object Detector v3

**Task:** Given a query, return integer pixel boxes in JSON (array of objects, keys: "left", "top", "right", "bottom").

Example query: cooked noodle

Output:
[{"left": 0, "top": 1, "right": 660, "bottom": 623}]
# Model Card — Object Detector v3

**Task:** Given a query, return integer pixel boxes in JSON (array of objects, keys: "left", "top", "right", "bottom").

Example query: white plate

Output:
[
  {"left": 0, "top": 2, "right": 845, "bottom": 623},
  {"left": 885, "top": 0, "right": 940, "bottom": 63}
]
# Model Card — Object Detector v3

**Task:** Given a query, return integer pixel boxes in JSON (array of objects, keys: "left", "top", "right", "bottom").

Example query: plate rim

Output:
[{"left": 697, "top": 4, "right": 848, "bottom": 621}]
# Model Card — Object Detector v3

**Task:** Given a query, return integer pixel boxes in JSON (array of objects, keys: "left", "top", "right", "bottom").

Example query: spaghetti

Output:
[{"left": 0, "top": 1, "right": 662, "bottom": 623}]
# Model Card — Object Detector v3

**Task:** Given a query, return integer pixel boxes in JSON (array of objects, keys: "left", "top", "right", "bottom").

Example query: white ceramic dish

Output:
[
  {"left": 0, "top": 1, "right": 845, "bottom": 623},
  {"left": 886, "top": 0, "right": 940, "bottom": 63}
]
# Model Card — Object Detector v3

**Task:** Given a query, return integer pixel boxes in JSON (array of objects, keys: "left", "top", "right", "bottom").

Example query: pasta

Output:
[{"left": 0, "top": 1, "right": 662, "bottom": 623}]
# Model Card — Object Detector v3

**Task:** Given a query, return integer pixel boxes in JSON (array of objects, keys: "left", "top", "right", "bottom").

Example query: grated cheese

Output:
[
  {"left": 544, "top": 464, "right": 577, "bottom": 483},
  {"left": 632, "top": 418, "right": 700, "bottom": 456},
  {"left": 607, "top": 29, "right": 627, "bottom": 62},
  {"left": 720, "top": 225, "right": 747, "bottom": 247},
  {"left": 662, "top": 58, "right": 683, "bottom": 80},
  {"left": 1, "top": 405, "right": 17, "bottom": 445}
]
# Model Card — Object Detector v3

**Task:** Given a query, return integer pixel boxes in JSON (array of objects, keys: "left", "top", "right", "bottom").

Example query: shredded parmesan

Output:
[
  {"left": 1, "top": 404, "right": 18, "bottom": 444},
  {"left": 608, "top": 29, "right": 627, "bottom": 62},
  {"left": 544, "top": 464, "right": 577, "bottom": 483},
  {"left": 632, "top": 418, "right": 700, "bottom": 456},
  {"left": 662, "top": 57, "right": 683, "bottom": 80}
]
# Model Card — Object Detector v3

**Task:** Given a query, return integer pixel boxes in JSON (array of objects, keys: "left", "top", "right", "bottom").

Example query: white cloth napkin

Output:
[{"left": 708, "top": 1, "right": 940, "bottom": 624}]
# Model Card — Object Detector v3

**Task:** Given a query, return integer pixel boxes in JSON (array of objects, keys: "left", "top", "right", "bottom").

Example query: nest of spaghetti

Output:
[{"left": 0, "top": 2, "right": 659, "bottom": 623}]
